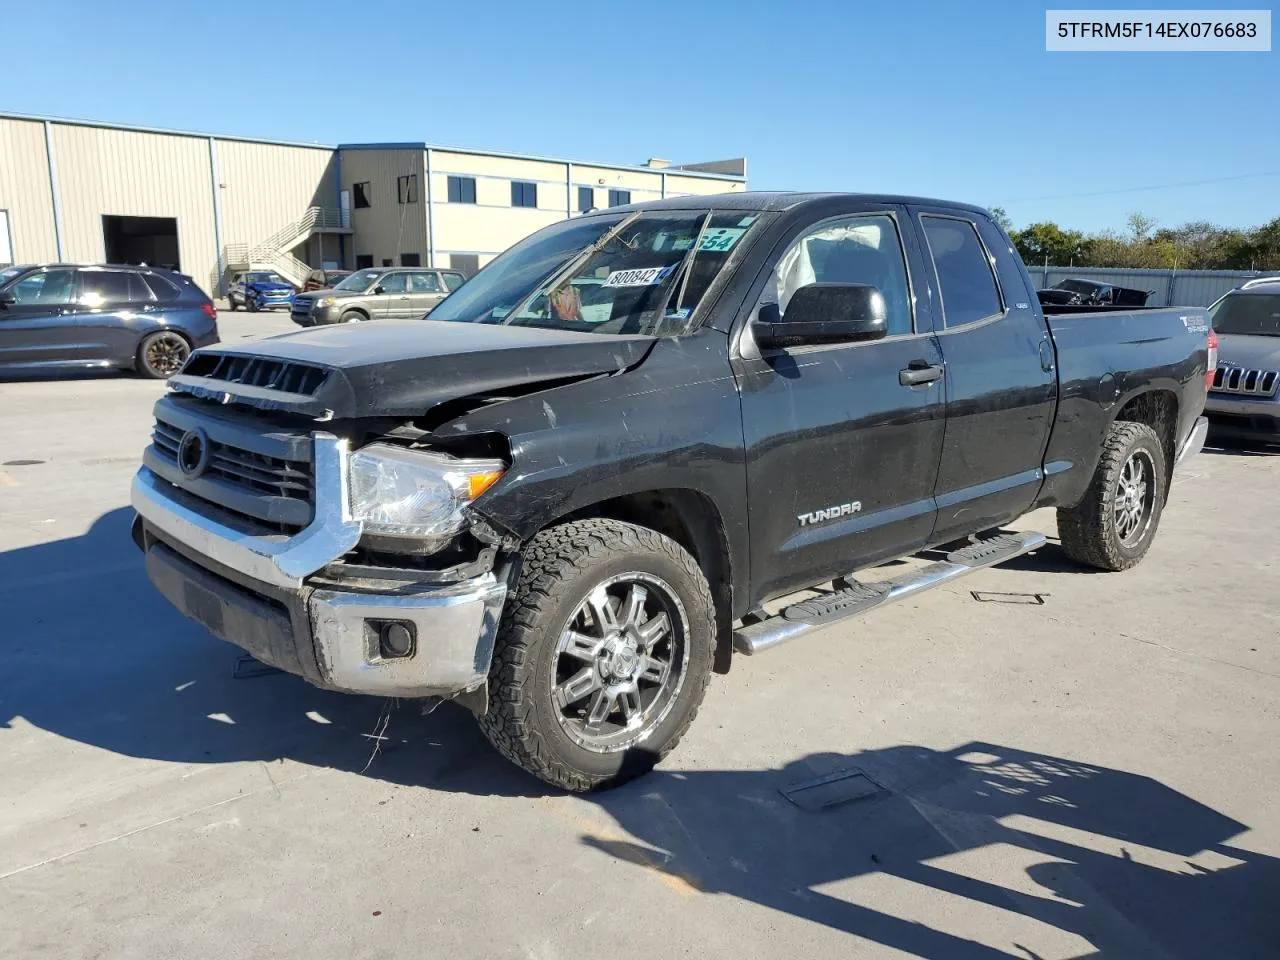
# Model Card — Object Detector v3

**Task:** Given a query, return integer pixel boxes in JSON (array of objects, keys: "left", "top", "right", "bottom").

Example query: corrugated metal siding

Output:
[
  {"left": 1026, "top": 265, "right": 1276, "bottom": 307},
  {"left": 215, "top": 139, "right": 337, "bottom": 250},
  {"left": 341, "top": 149, "right": 426, "bottom": 266},
  {"left": 0, "top": 118, "right": 59, "bottom": 263},
  {"left": 51, "top": 124, "right": 216, "bottom": 290}
]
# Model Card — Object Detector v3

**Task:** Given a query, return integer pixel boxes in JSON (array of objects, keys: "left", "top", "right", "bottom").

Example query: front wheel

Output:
[
  {"left": 478, "top": 519, "right": 716, "bottom": 792},
  {"left": 1057, "top": 421, "right": 1167, "bottom": 571},
  {"left": 246, "top": 297, "right": 259, "bottom": 313},
  {"left": 340, "top": 310, "right": 366, "bottom": 323}
]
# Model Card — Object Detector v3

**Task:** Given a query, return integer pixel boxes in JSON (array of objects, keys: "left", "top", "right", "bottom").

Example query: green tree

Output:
[
  {"left": 989, "top": 206, "right": 1013, "bottom": 232},
  {"left": 1014, "top": 222, "right": 1086, "bottom": 266}
]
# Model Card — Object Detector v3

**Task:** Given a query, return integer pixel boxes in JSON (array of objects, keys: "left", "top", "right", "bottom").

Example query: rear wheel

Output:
[
  {"left": 1057, "top": 421, "right": 1167, "bottom": 571},
  {"left": 135, "top": 330, "right": 191, "bottom": 379},
  {"left": 478, "top": 519, "right": 715, "bottom": 792}
]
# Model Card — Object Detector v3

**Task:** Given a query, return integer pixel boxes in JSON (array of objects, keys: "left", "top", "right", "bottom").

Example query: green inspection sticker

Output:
[{"left": 699, "top": 227, "right": 746, "bottom": 253}]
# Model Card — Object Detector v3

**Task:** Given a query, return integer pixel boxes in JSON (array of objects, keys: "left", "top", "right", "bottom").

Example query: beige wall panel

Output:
[
  {"left": 0, "top": 118, "right": 59, "bottom": 263},
  {"left": 50, "top": 124, "right": 217, "bottom": 290},
  {"left": 215, "top": 140, "right": 337, "bottom": 247},
  {"left": 664, "top": 174, "right": 745, "bottom": 195},
  {"left": 572, "top": 166, "right": 665, "bottom": 194},
  {"left": 431, "top": 203, "right": 562, "bottom": 256},
  {"left": 431, "top": 151, "right": 565, "bottom": 184},
  {"left": 342, "top": 149, "right": 427, "bottom": 266}
]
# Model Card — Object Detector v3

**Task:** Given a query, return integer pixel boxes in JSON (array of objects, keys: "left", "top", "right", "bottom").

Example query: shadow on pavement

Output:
[{"left": 3, "top": 508, "right": 1278, "bottom": 956}]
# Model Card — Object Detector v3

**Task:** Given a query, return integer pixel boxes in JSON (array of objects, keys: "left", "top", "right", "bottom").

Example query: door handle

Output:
[
  {"left": 1038, "top": 338, "right": 1055, "bottom": 373},
  {"left": 899, "top": 361, "right": 943, "bottom": 386}
]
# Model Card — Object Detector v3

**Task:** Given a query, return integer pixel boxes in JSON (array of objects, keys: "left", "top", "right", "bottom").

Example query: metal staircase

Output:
[{"left": 224, "top": 207, "right": 348, "bottom": 288}]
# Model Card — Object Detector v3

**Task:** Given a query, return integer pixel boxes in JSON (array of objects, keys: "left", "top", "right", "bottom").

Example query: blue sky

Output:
[{"left": 4, "top": 0, "right": 1276, "bottom": 233}]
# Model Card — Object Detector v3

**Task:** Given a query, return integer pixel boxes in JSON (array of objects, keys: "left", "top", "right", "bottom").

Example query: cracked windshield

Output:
[{"left": 427, "top": 210, "right": 763, "bottom": 336}]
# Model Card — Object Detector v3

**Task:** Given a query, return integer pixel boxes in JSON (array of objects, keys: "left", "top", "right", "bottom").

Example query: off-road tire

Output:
[
  {"left": 1057, "top": 421, "right": 1167, "bottom": 571},
  {"left": 478, "top": 519, "right": 716, "bottom": 792},
  {"left": 340, "top": 310, "right": 366, "bottom": 323}
]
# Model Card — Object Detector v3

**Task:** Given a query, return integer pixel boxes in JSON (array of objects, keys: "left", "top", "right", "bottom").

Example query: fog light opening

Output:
[{"left": 376, "top": 620, "right": 416, "bottom": 660}]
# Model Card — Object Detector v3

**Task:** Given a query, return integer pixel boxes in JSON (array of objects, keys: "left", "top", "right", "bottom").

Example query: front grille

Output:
[
  {"left": 181, "top": 353, "right": 329, "bottom": 396},
  {"left": 148, "top": 407, "right": 314, "bottom": 533},
  {"left": 1211, "top": 364, "right": 1279, "bottom": 397},
  {"left": 293, "top": 296, "right": 313, "bottom": 314}
]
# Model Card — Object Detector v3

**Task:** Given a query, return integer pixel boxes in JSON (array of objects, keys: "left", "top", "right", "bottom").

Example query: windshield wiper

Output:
[{"left": 503, "top": 211, "right": 643, "bottom": 325}]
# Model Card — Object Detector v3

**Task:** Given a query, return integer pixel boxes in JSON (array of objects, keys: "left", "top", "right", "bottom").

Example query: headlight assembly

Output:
[{"left": 347, "top": 444, "right": 505, "bottom": 552}]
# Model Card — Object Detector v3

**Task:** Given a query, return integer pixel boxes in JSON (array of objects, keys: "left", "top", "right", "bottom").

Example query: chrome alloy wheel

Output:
[
  {"left": 550, "top": 572, "right": 689, "bottom": 754},
  {"left": 1114, "top": 449, "right": 1155, "bottom": 545}
]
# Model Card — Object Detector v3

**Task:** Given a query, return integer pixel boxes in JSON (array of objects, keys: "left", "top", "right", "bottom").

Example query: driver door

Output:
[
  {"left": 734, "top": 208, "right": 946, "bottom": 606},
  {"left": 374, "top": 271, "right": 411, "bottom": 318},
  {"left": 0, "top": 268, "right": 81, "bottom": 369}
]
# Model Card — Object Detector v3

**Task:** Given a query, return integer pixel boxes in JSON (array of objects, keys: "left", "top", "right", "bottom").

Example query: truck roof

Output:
[{"left": 605, "top": 190, "right": 994, "bottom": 217}]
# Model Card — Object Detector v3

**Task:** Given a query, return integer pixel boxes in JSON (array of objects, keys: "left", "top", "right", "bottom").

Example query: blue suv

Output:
[{"left": 228, "top": 270, "right": 295, "bottom": 312}]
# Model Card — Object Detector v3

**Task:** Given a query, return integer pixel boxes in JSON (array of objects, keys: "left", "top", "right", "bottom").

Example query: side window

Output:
[
  {"left": 577, "top": 186, "right": 594, "bottom": 212},
  {"left": 79, "top": 270, "right": 135, "bottom": 306},
  {"left": 409, "top": 272, "right": 441, "bottom": 293},
  {"left": 766, "top": 214, "right": 914, "bottom": 337},
  {"left": 378, "top": 273, "right": 408, "bottom": 294},
  {"left": 142, "top": 273, "right": 181, "bottom": 302},
  {"left": 353, "top": 182, "right": 371, "bottom": 209},
  {"left": 447, "top": 176, "right": 477, "bottom": 204},
  {"left": 355, "top": 254, "right": 374, "bottom": 269},
  {"left": 608, "top": 189, "right": 631, "bottom": 207},
  {"left": 10, "top": 269, "right": 76, "bottom": 305},
  {"left": 441, "top": 272, "right": 466, "bottom": 291},
  {"left": 127, "top": 272, "right": 155, "bottom": 302},
  {"left": 921, "top": 216, "right": 1003, "bottom": 327}
]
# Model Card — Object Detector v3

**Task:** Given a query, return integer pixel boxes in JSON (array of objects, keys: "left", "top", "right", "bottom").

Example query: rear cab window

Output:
[{"left": 921, "top": 216, "right": 1004, "bottom": 327}]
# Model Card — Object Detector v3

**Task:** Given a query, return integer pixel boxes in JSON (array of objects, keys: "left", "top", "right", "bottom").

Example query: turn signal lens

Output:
[{"left": 468, "top": 470, "right": 504, "bottom": 500}]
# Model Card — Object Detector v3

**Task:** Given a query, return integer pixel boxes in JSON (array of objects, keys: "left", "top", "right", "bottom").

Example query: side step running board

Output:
[{"left": 733, "top": 531, "right": 1047, "bottom": 655}]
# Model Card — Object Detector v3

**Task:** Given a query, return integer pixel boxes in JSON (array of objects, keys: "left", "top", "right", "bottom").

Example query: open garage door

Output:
[{"left": 102, "top": 215, "right": 179, "bottom": 270}]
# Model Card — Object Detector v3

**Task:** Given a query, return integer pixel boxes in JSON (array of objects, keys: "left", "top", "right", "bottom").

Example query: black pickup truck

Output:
[{"left": 130, "top": 193, "right": 1211, "bottom": 791}]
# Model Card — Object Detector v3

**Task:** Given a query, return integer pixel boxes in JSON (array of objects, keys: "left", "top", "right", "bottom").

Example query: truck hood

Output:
[
  {"left": 168, "top": 319, "right": 655, "bottom": 419},
  {"left": 1216, "top": 333, "right": 1280, "bottom": 370}
]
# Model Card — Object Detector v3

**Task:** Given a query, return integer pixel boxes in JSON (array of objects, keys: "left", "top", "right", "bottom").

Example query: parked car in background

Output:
[
  {"left": 302, "top": 267, "right": 353, "bottom": 292},
  {"left": 1037, "top": 278, "right": 1154, "bottom": 308},
  {"left": 1204, "top": 276, "right": 1280, "bottom": 446},
  {"left": 290, "top": 266, "right": 467, "bottom": 325},
  {"left": 0, "top": 263, "right": 218, "bottom": 378},
  {"left": 228, "top": 271, "right": 296, "bottom": 312}
]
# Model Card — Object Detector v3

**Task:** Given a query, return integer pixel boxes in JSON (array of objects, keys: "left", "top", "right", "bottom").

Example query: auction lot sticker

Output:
[
  {"left": 603, "top": 265, "right": 676, "bottom": 288},
  {"left": 1046, "top": 10, "right": 1271, "bottom": 50}
]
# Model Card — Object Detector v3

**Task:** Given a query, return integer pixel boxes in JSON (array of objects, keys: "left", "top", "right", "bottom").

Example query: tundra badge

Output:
[{"left": 798, "top": 501, "right": 863, "bottom": 527}]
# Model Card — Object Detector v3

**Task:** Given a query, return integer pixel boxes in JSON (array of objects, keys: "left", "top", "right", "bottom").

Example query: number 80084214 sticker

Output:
[{"left": 602, "top": 265, "right": 677, "bottom": 288}]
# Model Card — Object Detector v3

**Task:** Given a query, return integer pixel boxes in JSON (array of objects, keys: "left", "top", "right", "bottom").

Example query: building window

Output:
[
  {"left": 397, "top": 175, "right": 418, "bottom": 204},
  {"left": 353, "top": 182, "right": 371, "bottom": 209},
  {"left": 577, "top": 187, "right": 594, "bottom": 212},
  {"left": 356, "top": 254, "right": 374, "bottom": 269},
  {"left": 511, "top": 181, "right": 537, "bottom": 208},
  {"left": 608, "top": 189, "right": 631, "bottom": 207},
  {"left": 400, "top": 253, "right": 421, "bottom": 267},
  {"left": 381, "top": 258, "right": 394, "bottom": 267},
  {"left": 447, "top": 176, "right": 476, "bottom": 204},
  {"left": 450, "top": 253, "right": 479, "bottom": 277}
]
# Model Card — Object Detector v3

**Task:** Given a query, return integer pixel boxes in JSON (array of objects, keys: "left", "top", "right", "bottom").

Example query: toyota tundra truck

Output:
[{"left": 130, "top": 192, "right": 1212, "bottom": 791}]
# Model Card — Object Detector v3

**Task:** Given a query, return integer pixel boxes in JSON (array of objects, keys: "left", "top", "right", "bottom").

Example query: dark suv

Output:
[{"left": 0, "top": 264, "right": 220, "bottom": 378}]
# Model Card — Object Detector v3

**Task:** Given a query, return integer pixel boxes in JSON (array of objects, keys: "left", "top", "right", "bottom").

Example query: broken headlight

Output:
[{"left": 347, "top": 444, "right": 504, "bottom": 552}]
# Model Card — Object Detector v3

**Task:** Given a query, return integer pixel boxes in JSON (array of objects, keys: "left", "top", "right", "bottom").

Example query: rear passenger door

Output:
[
  {"left": 407, "top": 271, "right": 446, "bottom": 316},
  {"left": 72, "top": 268, "right": 156, "bottom": 365},
  {"left": 909, "top": 207, "right": 1056, "bottom": 542}
]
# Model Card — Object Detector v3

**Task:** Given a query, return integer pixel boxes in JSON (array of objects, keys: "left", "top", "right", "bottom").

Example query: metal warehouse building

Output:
[{"left": 0, "top": 112, "right": 746, "bottom": 297}]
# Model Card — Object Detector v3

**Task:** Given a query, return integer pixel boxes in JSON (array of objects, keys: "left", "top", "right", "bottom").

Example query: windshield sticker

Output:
[
  {"left": 602, "top": 265, "right": 677, "bottom": 288},
  {"left": 699, "top": 227, "right": 746, "bottom": 253}
]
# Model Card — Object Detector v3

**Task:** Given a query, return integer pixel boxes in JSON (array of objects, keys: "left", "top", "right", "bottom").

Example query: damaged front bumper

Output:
[{"left": 130, "top": 434, "right": 507, "bottom": 700}]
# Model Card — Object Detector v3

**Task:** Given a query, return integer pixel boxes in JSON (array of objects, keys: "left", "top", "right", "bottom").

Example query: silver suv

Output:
[
  {"left": 1205, "top": 276, "right": 1280, "bottom": 446},
  {"left": 291, "top": 267, "right": 466, "bottom": 326}
]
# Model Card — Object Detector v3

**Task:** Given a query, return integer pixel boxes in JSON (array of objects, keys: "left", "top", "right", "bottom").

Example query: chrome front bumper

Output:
[{"left": 130, "top": 433, "right": 507, "bottom": 698}]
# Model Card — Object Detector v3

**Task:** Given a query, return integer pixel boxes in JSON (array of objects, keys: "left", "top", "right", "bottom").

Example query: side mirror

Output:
[
  {"left": 0, "top": 291, "right": 14, "bottom": 307},
  {"left": 373, "top": 285, "right": 386, "bottom": 295},
  {"left": 751, "top": 283, "right": 888, "bottom": 349}
]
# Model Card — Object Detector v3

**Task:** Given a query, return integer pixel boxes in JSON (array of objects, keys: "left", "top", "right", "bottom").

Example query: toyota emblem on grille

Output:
[{"left": 177, "top": 427, "right": 210, "bottom": 480}]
